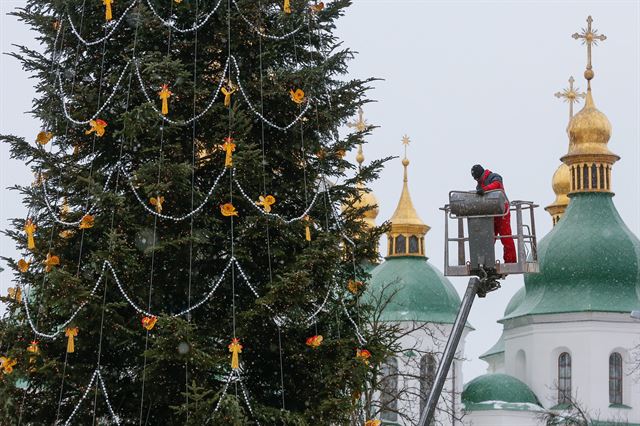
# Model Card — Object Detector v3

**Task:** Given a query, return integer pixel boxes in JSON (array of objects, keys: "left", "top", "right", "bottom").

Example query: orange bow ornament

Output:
[
  {"left": 150, "top": 196, "right": 165, "bottom": 213},
  {"left": 27, "top": 340, "right": 39, "bottom": 354},
  {"left": 356, "top": 348, "right": 371, "bottom": 365},
  {"left": 0, "top": 357, "right": 17, "bottom": 374},
  {"left": 17, "top": 259, "right": 30, "bottom": 273},
  {"left": 142, "top": 316, "right": 158, "bottom": 331},
  {"left": 220, "top": 203, "right": 238, "bottom": 217},
  {"left": 257, "top": 195, "right": 276, "bottom": 213},
  {"left": 36, "top": 131, "right": 53, "bottom": 145},
  {"left": 347, "top": 280, "right": 364, "bottom": 295},
  {"left": 365, "top": 420, "right": 381, "bottom": 426},
  {"left": 44, "top": 253, "right": 60, "bottom": 272},
  {"left": 283, "top": 0, "right": 292, "bottom": 13},
  {"left": 310, "top": 2, "right": 324, "bottom": 12},
  {"left": 221, "top": 84, "right": 236, "bottom": 107},
  {"left": 79, "top": 214, "right": 94, "bottom": 229},
  {"left": 158, "top": 84, "right": 172, "bottom": 115},
  {"left": 289, "top": 88, "right": 305, "bottom": 104},
  {"left": 220, "top": 137, "right": 235, "bottom": 168},
  {"left": 59, "top": 229, "right": 75, "bottom": 239},
  {"left": 103, "top": 0, "right": 113, "bottom": 21},
  {"left": 65, "top": 327, "right": 79, "bottom": 353},
  {"left": 85, "top": 119, "right": 107, "bottom": 137},
  {"left": 24, "top": 219, "right": 36, "bottom": 250},
  {"left": 8, "top": 287, "right": 22, "bottom": 303},
  {"left": 306, "top": 335, "right": 323, "bottom": 349},
  {"left": 228, "top": 338, "right": 243, "bottom": 369},
  {"left": 60, "top": 198, "right": 70, "bottom": 218}
]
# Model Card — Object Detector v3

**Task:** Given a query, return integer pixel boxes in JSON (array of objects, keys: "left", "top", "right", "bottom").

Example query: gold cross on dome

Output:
[
  {"left": 401, "top": 134, "right": 410, "bottom": 157},
  {"left": 347, "top": 107, "right": 368, "bottom": 132},
  {"left": 554, "top": 76, "right": 586, "bottom": 118},
  {"left": 572, "top": 16, "right": 607, "bottom": 84}
]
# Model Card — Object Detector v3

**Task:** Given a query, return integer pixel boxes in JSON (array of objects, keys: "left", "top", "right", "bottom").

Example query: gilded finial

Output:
[
  {"left": 356, "top": 144, "right": 365, "bottom": 170},
  {"left": 555, "top": 76, "right": 586, "bottom": 119},
  {"left": 572, "top": 15, "right": 607, "bottom": 88},
  {"left": 347, "top": 107, "right": 368, "bottom": 133},
  {"left": 401, "top": 135, "right": 410, "bottom": 180}
]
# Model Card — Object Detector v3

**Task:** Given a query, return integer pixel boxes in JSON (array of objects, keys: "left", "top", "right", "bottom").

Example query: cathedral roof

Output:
[{"left": 462, "top": 374, "right": 542, "bottom": 412}]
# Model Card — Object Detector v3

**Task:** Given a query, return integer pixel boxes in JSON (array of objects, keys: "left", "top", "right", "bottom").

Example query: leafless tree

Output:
[{"left": 536, "top": 387, "right": 631, "bottom": 426}]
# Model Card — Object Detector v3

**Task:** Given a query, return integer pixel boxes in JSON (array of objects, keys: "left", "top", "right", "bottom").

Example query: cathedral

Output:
[{"left": 362, "top": 16, "right": 640, "bottom": 426}]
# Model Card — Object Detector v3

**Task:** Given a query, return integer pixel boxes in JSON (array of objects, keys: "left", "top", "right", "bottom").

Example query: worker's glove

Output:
[{"left": 476, "top": 188, "right": 485, "bottom": 196}]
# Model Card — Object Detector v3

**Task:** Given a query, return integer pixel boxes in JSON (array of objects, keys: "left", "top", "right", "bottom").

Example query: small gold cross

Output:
[
  {"left": 554, "top": 76, "right": 586, "bottom": 118},
  {"left": 347, "top": 107, "right": 368, "bottom": 132}
]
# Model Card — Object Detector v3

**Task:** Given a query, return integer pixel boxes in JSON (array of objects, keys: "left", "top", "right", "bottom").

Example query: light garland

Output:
[
  {"left": 144, "top": 0, "right": 224, "bottom": 33},
  {"left": 58, "top": 61, "right": 131, "bottom": 126},
  {"left": 132, "top": 56, "right": 229, "bottom": 126},
  {"left": 65, "top": 0, "right": 138, "bottom": 47},
  {"left": 62, "top": 368, "right": 120, "bottom": 426},
  {"left": 230, "top": 56, "right": 313, "bottom": 131},
  {"left": 232, "top": 0, "right": 309, "bottom": 41},
  {"left": 205, "top": 370, "right": 261, "bottom": 425},
  {"left": 232, "top": 168, "right": 321, "bottom": 224}
]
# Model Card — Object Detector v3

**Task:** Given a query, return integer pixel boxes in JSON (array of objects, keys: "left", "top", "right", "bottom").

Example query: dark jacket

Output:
[{"left": 476, "top": 170, "right": 504, "bottom": 192}]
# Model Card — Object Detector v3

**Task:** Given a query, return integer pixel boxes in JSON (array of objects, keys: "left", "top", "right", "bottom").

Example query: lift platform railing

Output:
[{"left": 418, "top": 190, "right": 539, "bottom": 426}]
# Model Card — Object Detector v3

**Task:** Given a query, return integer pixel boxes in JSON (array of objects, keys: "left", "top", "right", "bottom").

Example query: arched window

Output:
[
  {"left": 420, "top": 354, "right": 437, "bottom": 414},
  {"left": 395, "top": 235, "right": 406, "bottom": 254},
  {"left": 609, "top": 352, "right": 623, "bottom": 404},
  {"left": 388, "top": 236, "right": 394, "bottom": 256},
  {"left": 583, "top": 164, "right": 589, "bottom": 190},
  {"left": 599, "top": 164, "right": 605, "bottom": 189},
  {"left": 381, "top": 358, "right": 398, "bottom": 421},
  {"left": 409, "top": 235, "right": 419, "bottom": 254},
  {"left": 558, "top": 352, "right": 572, "bottom": 404},
  {"left": 591, "top": 164, "right": 598, "bottom": 189}
]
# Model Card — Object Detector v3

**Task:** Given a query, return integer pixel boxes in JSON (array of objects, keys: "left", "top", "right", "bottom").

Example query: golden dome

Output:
[
  {"left": 353, "top": 181, "right": 379, "bottom": 228},
  {"left": 565, "top": 91, "right": 616, "bottom": 159},
  {"left": 545, "top": 163, "right": 571, "bottom": 224}
]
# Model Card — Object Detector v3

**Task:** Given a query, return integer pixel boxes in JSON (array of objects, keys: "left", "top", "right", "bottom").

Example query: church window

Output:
[
  {"left": 605, "top": 165, "right": 610, "bottom": 189},
  {"left": 381, "top": 357, "right": 398, "bottom": 421},
  {"left": 591, "top": 164, "right": 598, "bottom": 189},
  {"left": 396, "top": 235, "right": 406, "bottom": 254},
  {"left": 576, "top": 167, "right": 581, "bottom": 190},
  {"left": 388, "top": 236, "right": 394, "bottom": 256},
  {"left": 571, "top": 166, "right": 576, "bottom": 191},
  {"left": 599, "top": 164, "right": 605, "bottom": 189},
  {"left": 583, "top": 164, "right": 589, "bottom": 190},
  {"left": 558, "top": 352, "right": 572, "bottom": 404},
  {"left": 420, "top": 354, "right": 437, "bottom": 414},
  {"left": 409, "top": 235, "right": 420, "bottom": 254},
  {"left": 609, "top": 352, "right": 623, "bottom": 404}
]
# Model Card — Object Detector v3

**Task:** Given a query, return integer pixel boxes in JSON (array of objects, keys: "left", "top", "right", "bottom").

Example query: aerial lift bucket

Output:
[{"left": 417, "top": 190, "right": 539, "bottom": 426}]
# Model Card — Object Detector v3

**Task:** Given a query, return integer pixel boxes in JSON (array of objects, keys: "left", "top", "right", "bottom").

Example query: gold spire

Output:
[
  {"left": 387, "top": 135, "right": 429, "bottom": 257},
  {"left": 562, "top": 16, "right": 619, "bottom": 194},
  {"left": 347, "top": 108, "right": 378, "bottom": 228}
]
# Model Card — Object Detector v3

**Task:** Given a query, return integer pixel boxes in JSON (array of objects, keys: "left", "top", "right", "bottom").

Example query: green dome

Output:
[
  {"left": 367, "top": 256, "right": 462, "bottom": 323},
  {"left": 506, "top": 193, "right": 640, "bottom": 319},
  {"left": 462, "top": 374, "right": 541, "bottom": 411}
]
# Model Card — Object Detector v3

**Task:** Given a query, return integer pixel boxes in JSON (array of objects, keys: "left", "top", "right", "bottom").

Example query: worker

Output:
[{"left": 471, "top": 164, "right": 517, "bottom": 263}]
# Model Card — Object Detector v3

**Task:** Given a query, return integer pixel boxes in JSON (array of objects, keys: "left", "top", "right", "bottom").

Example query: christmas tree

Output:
[{"left": 1, "top": 1, "right": 388, "bottom": 424}]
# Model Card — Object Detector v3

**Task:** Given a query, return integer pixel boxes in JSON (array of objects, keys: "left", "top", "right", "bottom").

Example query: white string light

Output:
[
  {"left": 144, "top": 0, "right": 224, "bottom": 33},
  {"left": 58, "top": 60, "right": 131, "bottom": 126},
  {"left": 232, "top": 169, "right": 320, "bottom": 224},
  {"left": 340, "top": 296, "right": 367, "bottom": 346},
  {"left": 231, "top": 0, "right": 308, "bottom": 41},
  {"left": 122, "top": 164, "right": 227, "bottom": 221},
  {"left": 61, "top": 368, "right": 121, "bottom": 426},
  {"left": 65, "top": 0, "right": 138, "bottom": 47},
  {"left": 132, "top": 56, "right": 230, "bottom": 126},
  {"left": 230, "top": 56, "right": 312, "bottom": 131}
]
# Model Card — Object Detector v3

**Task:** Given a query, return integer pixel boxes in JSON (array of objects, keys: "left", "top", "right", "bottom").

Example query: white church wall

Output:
[
  {"left": 480, "top": 353, "right": 505, "bottom": 374},
  {"left": 462, "top": 409, "right": 540, "bottom": 426},
  {"left": 503, "top": 313, "right": 640, "bottom": 423}
]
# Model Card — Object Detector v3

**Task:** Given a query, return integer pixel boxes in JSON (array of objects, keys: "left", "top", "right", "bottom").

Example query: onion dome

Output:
[
  {"left": 366, "top": 137, "right": 463, "bottom": 325},
  {"left": 545, "top": 163, "right": 571, "bottom": 225},
  {"left": 462, "top": 374, "right": 542, "bottom": 412}
]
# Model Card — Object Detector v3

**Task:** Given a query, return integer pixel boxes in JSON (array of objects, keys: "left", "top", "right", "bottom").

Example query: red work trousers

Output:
[{"left": 494, "top": 209, "right": 517, "bottom": 263}]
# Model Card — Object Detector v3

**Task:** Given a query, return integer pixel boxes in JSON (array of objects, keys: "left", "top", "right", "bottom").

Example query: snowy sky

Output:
[{"left": 1, "top": 0, "right": 639, "bottom": 383}]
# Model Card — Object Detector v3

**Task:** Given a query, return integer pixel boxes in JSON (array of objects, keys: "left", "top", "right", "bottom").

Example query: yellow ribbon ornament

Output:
[
  {"left": 150, "top": 196, "right": 165, "bottom": 213},
  {"left": 257, "top": 195, "right": 276, "bottom": 213},
  {"left": 220, "top": 137, "right": 235, "bottom": 168},
  {"left": 0, "top": 357, "right": 17, "bottom": 374},
  {"left": 36, "top": 131, "right": 53, "bottom": 145},
  {"left": 85, "top": 119, "right": 107, "bottom": 137},
  {"left": 24, "top": 219, "right": 36, "bottom": 250},
  {"left": 65, "top": 327, "right": 79, "bottom": 353},
  {"left": 228, "top": 338, "right": 243, "bottom": 369},
  {"left": 44, "top": 253, "right": 60, "bottom": 272},
  {"left": 79, "top": 214, "right": 94, "bottom": 229},
  {"left": 103, "top": 0, "right": 113, "bottom": 21},
  {"left": 221, "top": 84, "right": 236, "bottom": 108},
  {"left": 158, "top": 84, "right": 172, "bottom": 115},
  {"left": 304, "top": 215, "right": 312, "bottom": 241},
  {"left": 283, "top": 0, "right": 292, "bottom": 14},
  {"left": 8, "top": 287, "right": 22, "bottom": 303}
]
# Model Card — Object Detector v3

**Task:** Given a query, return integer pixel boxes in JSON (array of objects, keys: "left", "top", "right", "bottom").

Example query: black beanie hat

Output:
[{"left": 471, "top": 164, "right": 484, "bottom": 180}]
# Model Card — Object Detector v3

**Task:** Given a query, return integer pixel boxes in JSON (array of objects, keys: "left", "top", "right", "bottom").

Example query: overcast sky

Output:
[{"left": 1, "top": 1, "right": 639, "bottom": 383}]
